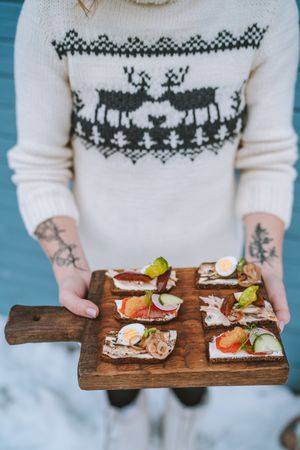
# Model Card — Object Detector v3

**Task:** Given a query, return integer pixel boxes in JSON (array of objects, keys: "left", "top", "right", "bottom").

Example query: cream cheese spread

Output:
[{"left": 209, "top": 338, "right": 283, "bottom": 359}]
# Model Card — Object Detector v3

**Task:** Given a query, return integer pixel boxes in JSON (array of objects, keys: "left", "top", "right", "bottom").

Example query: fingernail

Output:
[
  {"left": 278, "top": 321, "right": 284, "bottom": 332},
  {"left": 86, "top": 307, "right": 97, "bottom": 318}
]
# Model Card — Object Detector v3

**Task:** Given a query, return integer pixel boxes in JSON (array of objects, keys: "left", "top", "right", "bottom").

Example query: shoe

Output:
[
  {"left": 102, "top": 390, "right": 150, "bottom": 450},
  {"left": 162, "top": 389, "right": 209, "bottom": 450},
  {"left": 280, "top": 416, "right": 300, "bottom": 450}
]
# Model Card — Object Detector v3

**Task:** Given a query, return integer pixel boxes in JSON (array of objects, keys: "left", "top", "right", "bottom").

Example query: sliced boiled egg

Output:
[
  {"left": 215, "top": 256, "right": 237, "bottom": 277},
  {"left": 117, "top": 323, "right": 145, "bottom": 346}
]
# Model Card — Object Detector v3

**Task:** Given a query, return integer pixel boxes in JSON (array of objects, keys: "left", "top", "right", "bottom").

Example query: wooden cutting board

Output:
[{"left": 4, "top": 268, "right": 289, "bottom": 390}]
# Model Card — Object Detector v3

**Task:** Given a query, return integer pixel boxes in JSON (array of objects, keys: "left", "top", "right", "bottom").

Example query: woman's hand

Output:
[
  {"left": 261, "top": 271, "right": 290, "bottom": 332},
  {"left": 34, "top": 216, "right": 99, "bottom": 319},
  {"left": 58, "top": 270, "right": 99, "bottom": 319},
  {"left": 243, "top": 212, "right": 289, "bottom": 332}
]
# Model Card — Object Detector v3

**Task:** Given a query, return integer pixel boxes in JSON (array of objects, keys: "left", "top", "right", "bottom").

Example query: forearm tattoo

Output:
[
  {"left": 34, "top": 219, "right": 86, "bottom": 270},
  {"left": 248, "top": 223, "right": 278, "bottom": 265}
]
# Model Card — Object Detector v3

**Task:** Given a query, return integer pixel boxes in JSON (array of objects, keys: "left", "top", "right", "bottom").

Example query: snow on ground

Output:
[{"left": 0, "top": 315, "right": 299, "bottom": 450}]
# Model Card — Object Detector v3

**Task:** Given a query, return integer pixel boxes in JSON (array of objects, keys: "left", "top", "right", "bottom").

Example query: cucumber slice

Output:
[
  {"left": 253, "top": 334, "right": 282, "bottom": 353},
  {"left": 159, "top": 294, "right": 183, "bottom": 306}
]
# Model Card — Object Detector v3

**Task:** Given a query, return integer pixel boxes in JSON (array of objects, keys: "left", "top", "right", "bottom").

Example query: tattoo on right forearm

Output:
[{"left": 34, "top": 219, "right": 86, "bottom": 271}]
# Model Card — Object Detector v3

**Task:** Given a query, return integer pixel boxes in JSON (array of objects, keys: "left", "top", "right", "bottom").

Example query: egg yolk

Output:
[
  {"left": 218, "top": 259, "right": 232, "bottom": 272},
  {"left": 123, "top": 329, "right": 138, "bottom": 342}
]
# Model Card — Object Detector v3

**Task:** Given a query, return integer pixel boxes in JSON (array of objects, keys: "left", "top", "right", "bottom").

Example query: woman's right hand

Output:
[
  {"left": 58, "top": 270, "right": 99, "bottom": 319},
  {"left": 34, "top": 216, "right": 99, "bottom": 319}
]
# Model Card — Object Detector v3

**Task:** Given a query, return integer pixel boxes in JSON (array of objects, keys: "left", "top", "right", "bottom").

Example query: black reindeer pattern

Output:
[{"left": 71, "top": 64, "right": 246, "bottom": 164}]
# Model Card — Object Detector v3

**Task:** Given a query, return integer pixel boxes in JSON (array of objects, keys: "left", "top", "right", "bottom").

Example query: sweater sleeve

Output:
[
  {"left": 7, "top": 0, "right": 79, "bottom": 237},
  {"left": 235, "top": 0, "right": 299, "bottom": 229}
]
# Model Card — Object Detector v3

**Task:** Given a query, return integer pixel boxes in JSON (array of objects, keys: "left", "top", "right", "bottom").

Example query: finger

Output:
[
  {"left": 59, "top": 289, "right": 99, "bottom": 319},
  {"left": 267, "top": 288, "right": 290, "bottom": 331},
  {"left": 272, "top": 294, "right": 290, "bottom": 323},
  {"left": 263, "top": 276, "right": 289, "bottom": 320},
  {"left": 272, "top": 297, "right": 290, "bottom": 324},
  {"left": 275, "top": 306, "right": 290, "bottom": 332}
]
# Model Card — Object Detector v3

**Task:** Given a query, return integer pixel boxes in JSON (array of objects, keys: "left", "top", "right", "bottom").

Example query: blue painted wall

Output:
[
  {"left": 0, "top": 0, "right": 300, "bottom": 388},
  {"left": 0, "top": 2, "right": 58, "bottom": 315}
]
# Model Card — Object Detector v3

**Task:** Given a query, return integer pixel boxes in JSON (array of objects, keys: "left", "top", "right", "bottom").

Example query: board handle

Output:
[{"left": 5, "top": 305, "right": 86, "bottom": 345}]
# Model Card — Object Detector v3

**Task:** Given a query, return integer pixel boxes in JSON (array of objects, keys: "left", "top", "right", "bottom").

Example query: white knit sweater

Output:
[{"left": 7, "top": 0, "right": 299, "bottom": 270}]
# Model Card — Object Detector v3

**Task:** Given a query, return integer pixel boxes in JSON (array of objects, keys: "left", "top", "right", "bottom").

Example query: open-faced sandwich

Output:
[
  {"left": 196, "top": 256, "right": 262, "bottom": 289},
  {"left": 200, "top": 285, "right": 277, "bottom": 328},
  {"left": 115, "top": 291, "right": 183, "bottom": 323},
  {"left": 208, "top": 325, "right": 284, "bottom": 363},
  {"left": 106, "top": 256, "right": 177, "bottom": 294},
  {"left": 102, "top": 323, "right": 177, "bottom": 363},
  {"left": 114, "top": 291, "right": 183, "bottom": 324}
]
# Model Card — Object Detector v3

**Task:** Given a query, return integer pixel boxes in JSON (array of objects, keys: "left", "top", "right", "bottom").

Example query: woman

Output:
[{"left": 8, "top": 0, "right": 299, "bottom": 449}]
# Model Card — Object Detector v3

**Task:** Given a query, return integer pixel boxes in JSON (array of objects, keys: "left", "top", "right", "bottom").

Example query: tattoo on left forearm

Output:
[{"left": 248, "top": 223, "right": 278, "bottom": 265}]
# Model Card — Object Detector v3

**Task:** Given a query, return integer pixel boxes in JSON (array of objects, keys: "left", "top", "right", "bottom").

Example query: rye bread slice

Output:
[
  {"left": 197, "top": 281, "right": 241, "bottom": 290},
  {"left": 199, "top": 296, "right": 277, "bottom": 330},
  {"left": 101, "top": 330, "right": 177, "bottom": 363},
  {"left": 195, "top": 265, "right": 265, "bottom": 290},
  {"left": 207, "top": 329, "right": 285, "bottom": 363},
  {"left": 195, "top": 265, "right": 239, "bottom": 289},
  {"left": 111, "top": 286, "right": 161, "bottom": 296},
  {"left": 200, "top": 310, "right": 277, "bottom": 331},
  {"left": 100, "top": 353, "right": 174, "bottom": 364},
  {"left": 113, "top": 300, "right": 178, "bottom": 324},
  {"left": 209, "top": 354, "right": 285, "bottom": 363},
  {"left": 107, "top": 271, "right": 176, "bottom": 296}
]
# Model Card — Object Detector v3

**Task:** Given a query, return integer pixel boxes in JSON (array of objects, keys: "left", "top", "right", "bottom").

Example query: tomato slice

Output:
[
  {"left": 215, "top": 335, "right": 243, "bottom": 354},
  {"left": 131, "top": 307, "right": 149, "bottom": 318},
  {"left": 120, "top": 297, "right": 130, "bottom": 315}
]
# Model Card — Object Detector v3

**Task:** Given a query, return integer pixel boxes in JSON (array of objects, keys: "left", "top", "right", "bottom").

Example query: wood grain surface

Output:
[
  {"left": 4, "top": 268, "right": 289, "bottom": 390},
  {"left": 77, "top": 268, "right": 289, "bottom": 390},
  {"left": 5, "top": 305, "right": 86, "bottom": 344}
]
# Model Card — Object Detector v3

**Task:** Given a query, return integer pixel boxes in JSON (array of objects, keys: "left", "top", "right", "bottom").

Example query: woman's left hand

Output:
[
  {"left": 261, "top": 271, "right": 290, "bottom": 332},
  {"left": 243, "top": 212, "right": 289, "bottom": 332}
]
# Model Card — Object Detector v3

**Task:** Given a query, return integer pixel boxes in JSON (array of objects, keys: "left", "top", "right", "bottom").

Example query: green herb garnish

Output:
[
  {"left": 145, "top": 290, "right": 153, "bottom": 306},
  {"left": 144, "top": 290, "right": 153, "bottom": 318},
  {"left": 247, "top": 323, "right": 258, "bottom": 331},
  {"left": 143, "top": 327, "right": 157, "bottom": 338},
  {"left": 236, "top": 336, "right": 251, "bottom": 354},
  {"left": 236, "top": 257, "right": 247, "bottom": 273}
]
